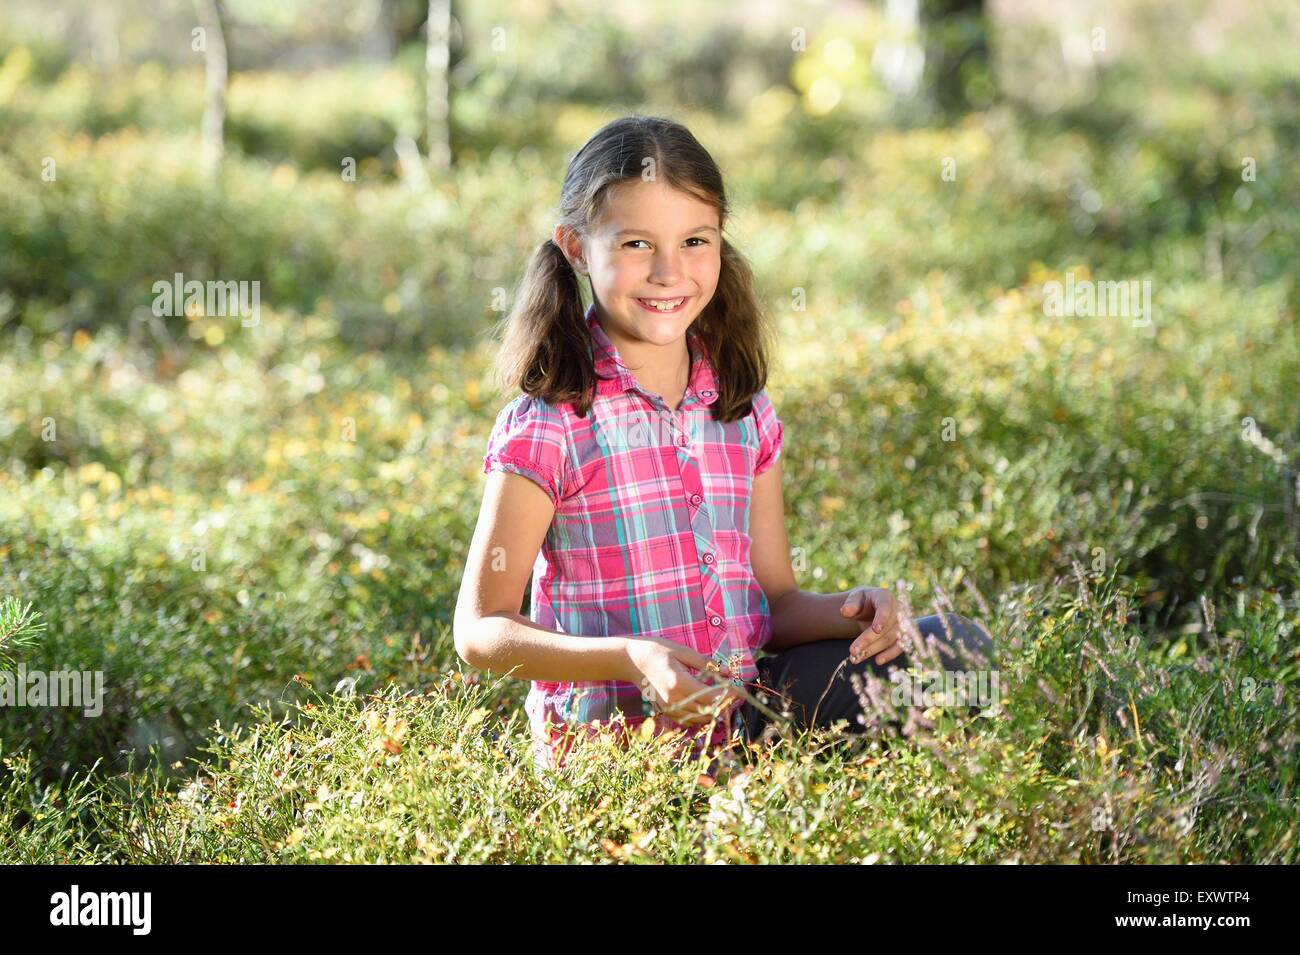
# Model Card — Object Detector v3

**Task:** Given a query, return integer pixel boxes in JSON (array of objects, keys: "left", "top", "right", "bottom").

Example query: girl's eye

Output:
[{"left": 622, "top": 237, "right": 710, "bottom": 249}]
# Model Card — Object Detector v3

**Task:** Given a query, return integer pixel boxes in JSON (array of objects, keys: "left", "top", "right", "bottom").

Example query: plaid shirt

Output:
[{"left": 482, "top": 303, "right": 784, "bottom": 771}]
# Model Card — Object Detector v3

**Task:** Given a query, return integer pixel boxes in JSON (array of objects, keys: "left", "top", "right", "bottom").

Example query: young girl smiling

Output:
[{"left": 455, "top": 114, "right": 993, "bottom": 774}]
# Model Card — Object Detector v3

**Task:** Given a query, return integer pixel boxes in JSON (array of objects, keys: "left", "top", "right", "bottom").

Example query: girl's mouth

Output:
[{"left": 634, "top": 296, "right": 691, "bottom": 314}]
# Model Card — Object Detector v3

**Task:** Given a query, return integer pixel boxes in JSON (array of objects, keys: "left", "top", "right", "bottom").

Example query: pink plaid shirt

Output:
[{"left": 482, "top": 303, "right": 784, "bottom": 771}]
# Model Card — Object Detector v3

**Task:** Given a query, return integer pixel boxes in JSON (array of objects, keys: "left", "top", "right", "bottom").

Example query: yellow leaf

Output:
[
  {"left": 78, "top": 462, "right": 106, "bottom": 484},
  {"left": 819, "top": 495, "right": 845, "bottom": 517}
]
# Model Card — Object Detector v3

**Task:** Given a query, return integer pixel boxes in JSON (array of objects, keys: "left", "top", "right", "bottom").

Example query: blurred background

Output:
[{"left": 0, "top": 0, "right": 1297, "bottom": 813}]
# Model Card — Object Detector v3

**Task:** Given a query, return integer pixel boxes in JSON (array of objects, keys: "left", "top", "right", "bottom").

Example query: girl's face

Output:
[{"left": 557, "top": 179, "right": 723, "bottom": 348}]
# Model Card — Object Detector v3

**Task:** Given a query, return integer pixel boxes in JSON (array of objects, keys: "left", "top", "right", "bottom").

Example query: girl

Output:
[{"left": 454, "top": 114, "right": 994, "bottom": 775}]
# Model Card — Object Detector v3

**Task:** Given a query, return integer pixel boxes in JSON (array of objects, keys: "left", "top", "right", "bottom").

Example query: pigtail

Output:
[
  {"left": 694, "top": 236, "right": 778, "bottom": 422},
  {"left": 490, "top": 238, "right": 598, "bottom": 416}
]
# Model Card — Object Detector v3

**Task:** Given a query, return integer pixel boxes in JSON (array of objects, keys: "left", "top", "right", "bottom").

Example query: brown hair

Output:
[{"left": 487, "top": 113, "right": 776, "bottom": 421}]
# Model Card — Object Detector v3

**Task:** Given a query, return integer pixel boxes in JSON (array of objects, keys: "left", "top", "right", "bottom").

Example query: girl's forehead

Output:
[{"left": 591, "top": 182, "right": 722, "bottom": 231}]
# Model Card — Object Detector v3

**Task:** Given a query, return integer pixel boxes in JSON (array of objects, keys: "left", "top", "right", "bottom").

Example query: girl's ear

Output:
[{"left": 553, "top": 224, "right": 585, "bottom": 273}]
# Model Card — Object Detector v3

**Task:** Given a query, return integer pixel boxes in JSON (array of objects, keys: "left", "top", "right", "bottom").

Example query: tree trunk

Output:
[
  {"left": 425, "top": 0, "right": 452, "bottom": 175},
  {"left": 360, "top": 0, "right": 397, "bottom": 61},
  {"left": 195, "top": 0, "right": 228, "bottom": 180}
]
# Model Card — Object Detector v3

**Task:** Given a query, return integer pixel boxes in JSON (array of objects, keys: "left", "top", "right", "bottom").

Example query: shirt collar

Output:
[{"left": 585, "top": 302, "right": 719, "bottom": 407}]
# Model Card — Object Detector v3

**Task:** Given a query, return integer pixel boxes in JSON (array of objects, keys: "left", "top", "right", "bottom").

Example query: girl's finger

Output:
[
  {"left": 673, "top": 646, "right": 710, "bottom": 669},
  {"left": 840, "top": 588, "right": 866, "bottom": 617},
  {"left": 674, "top": 645, "right": 730, "bottom": 677},
  {"left": 852, "top": 619, "right": 899, "bottom": 653},
  {"left": 868, "top": 591, "right": 895, "bottom": 634},
  {"left": 664, "top": 679, "right": 728, "bottom": 721},
  {"left": 666, "top": 703, "right": 712, "bottom": 727},
  {"left": 874, "top": 643, "right": 906, "bottom": 666},
  {"left": 849, "top": 629, "right": 899, "bottom": 662}
]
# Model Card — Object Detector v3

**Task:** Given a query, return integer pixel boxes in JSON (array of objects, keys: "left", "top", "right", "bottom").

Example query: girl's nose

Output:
[{"left": 649, "top": 251, "right": 684, "bottom": 285}]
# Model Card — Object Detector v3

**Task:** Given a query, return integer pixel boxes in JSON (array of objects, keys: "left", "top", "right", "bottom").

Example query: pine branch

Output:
[{"left": 0, "top": 597, "right": 45, "bottom": 667}]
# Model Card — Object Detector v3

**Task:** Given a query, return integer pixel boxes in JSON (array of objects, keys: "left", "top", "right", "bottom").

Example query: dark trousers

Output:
[{"left": 734, "top": 612, "right": 996, "bottom": 745}]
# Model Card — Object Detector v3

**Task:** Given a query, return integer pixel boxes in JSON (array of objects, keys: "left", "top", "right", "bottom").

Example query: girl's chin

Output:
[{"left": 631, "top": 316, "right": 693, "bottom": 343}]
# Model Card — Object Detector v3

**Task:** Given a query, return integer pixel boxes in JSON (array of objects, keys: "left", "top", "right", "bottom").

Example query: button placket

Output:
[
  {"left": 669, "top": 407, "right": 686, "bottom": 448},
  {"left": 672, "top": 412, "right": 728, "bottom": 653}
]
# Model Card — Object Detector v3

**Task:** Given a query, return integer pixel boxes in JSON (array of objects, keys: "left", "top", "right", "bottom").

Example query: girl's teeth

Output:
[{"left": 640, "top": 298, "right": 684, "bottom": 310}]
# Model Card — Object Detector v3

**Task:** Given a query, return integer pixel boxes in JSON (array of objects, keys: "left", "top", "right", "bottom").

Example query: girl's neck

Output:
[{"left": 596, "top": 314, "right": 693, "bottom": 412}]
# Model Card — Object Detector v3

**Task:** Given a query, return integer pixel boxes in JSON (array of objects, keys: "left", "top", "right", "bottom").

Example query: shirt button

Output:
[
  {"left": 703, "top": 553, "right": 714, "bottom": 564},
  {"left": 709, "top": 614, "right": 723, "bottom": 627},
  {"left": 690, "top": 493, "right": 702, "bottom": 505}
]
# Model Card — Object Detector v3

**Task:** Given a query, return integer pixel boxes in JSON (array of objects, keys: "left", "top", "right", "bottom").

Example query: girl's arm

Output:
[
  {"left": 454, "top": 469, "right": 637, "bottom": 683},
  {"left": 749, "top": 457, "right": 863, "bottom": 652}
]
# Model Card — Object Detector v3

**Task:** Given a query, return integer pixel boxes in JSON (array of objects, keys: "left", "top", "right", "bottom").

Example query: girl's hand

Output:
[
  {"left": 841, "top": 587, "right": 905, "bottom": 666},
  {"left": 622, "top": 637, "right": 738, "bottom": 728}
]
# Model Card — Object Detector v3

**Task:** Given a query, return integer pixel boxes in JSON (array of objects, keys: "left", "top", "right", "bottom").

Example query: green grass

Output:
[{"left": 4, "top": 567, "right": 1296, "bottom": 863}]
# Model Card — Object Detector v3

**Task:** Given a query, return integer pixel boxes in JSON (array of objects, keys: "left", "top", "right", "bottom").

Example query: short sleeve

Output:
[
  {"left": 751, "top": 387, "right": 784, "bottom": 477},
  {"left": 482, "top": 395, "right": 569, "bottom": 507}
]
